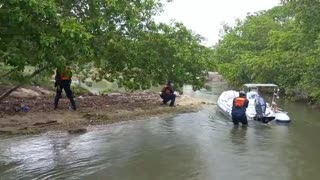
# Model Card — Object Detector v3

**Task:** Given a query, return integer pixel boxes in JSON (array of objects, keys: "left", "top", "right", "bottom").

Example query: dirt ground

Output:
[{"left": 0, "top": 88, "right": 206, "bottom": 135}]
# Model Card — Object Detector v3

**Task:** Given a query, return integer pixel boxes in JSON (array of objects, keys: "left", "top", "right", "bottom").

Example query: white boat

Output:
[{"left": 217, "top": 84, "right": 291, "bottom": 123}]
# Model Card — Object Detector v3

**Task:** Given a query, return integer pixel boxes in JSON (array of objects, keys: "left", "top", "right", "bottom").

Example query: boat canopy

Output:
[{"left": 243, "top": 84, "right": 278, "bottom": 88}]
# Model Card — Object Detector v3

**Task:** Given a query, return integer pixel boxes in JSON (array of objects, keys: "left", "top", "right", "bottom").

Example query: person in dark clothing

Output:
[
  {"left": 231, "top": 91, "right": 249, "bottom": 126},
  {"left": 160, "top": 81, "right": 176, "bottom": 107},
  {"left": 255, "top": 95, "right": 267, "bottom": 122},
  {"left": 54, "top": 66, "right": 76, "bottom": 110}
]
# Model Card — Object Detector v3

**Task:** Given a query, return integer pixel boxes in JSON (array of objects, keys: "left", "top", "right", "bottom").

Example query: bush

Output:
[
  {"left": 72, "top": 85, "right": 92, "bottom": 96},
  {"left": 101, "top": 88, "right": 114, "bottom": 95}
]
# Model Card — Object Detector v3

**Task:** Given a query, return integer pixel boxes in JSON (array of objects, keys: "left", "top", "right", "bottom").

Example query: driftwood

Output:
[{"left": 0, "top": 66, "right": 48, "bottom": 102}]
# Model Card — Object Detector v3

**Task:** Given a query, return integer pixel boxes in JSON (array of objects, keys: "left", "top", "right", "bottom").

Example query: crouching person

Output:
[{"left": 160, "top": 81, "right": 176, "bottom": 107}]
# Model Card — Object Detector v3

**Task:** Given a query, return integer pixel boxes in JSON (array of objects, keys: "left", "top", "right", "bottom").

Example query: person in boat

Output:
[
  {"left": 160, "top": 81, "right": 176, "bottom": 107},
  {"left": 54, "top": 64, "right": 76, "bottom": 110},
  {"left": 255, "top": 94, "right": 267, "bottom": 123},
  {"left": 231, "top": 91, "right": 249, "bottom": 126}
]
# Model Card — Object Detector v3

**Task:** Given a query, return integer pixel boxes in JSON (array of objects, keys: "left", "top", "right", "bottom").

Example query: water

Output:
[{"left": 1, "top": 82, "right": 320, "bottom": 180}]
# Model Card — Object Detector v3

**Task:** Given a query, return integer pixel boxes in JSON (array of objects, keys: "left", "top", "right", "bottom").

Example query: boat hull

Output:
[
  {"left": 217, "top": 90, "right": 289, "bottom": 124},
  {"left": 275, "top": 112, "right": 291, "bottom": 123},
  {"left": 217, "top": 102, "right": 232, "bottom": 120}
]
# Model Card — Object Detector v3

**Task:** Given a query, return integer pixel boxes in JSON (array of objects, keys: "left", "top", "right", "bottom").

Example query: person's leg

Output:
[
  {"left": 240, "top": 115, "right": 248, "bottom": 126},
  {"left": 169, "top": 94, "right": 176, "bottom": 106},
  {"left": 54, "top": 85, "right": 63, "bottom": 109},
  {"left": 160, "top": 94, "right": 168, "bottom": 104},
  {"left": 232, "top": 116, "right": 240, "bottom": 126},
  {"left": 256, "top": 104, "right": 264, "bottom": 122},
  {"left": 64, "top": 81, "right": 76, "bottom": 110},
  {"left": 162, "top": 94, "right": 170, "bottom": 104},
  {"left": 261, "top": 105, "right": 267, "bottom": 115}
]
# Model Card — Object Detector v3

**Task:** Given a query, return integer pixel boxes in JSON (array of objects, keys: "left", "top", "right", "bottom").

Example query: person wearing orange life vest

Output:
[
  {"left": 231, "top": 91, "right": 249, "bottom": 125},
  {"left": 160, "top": 81, "right": 176, "bottom": 107},
  {"left": 54, "top": 65, "right": 76, "bottom": 110}
]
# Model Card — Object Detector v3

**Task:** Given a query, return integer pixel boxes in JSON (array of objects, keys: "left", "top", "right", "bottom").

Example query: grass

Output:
[{"left": 72, "top": 85, "right": 92, "bottom": 96}]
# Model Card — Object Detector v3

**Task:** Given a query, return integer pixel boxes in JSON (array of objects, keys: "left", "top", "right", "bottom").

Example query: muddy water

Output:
[{"left": 1, "top": 82, "right": 320, "bottom": 180}]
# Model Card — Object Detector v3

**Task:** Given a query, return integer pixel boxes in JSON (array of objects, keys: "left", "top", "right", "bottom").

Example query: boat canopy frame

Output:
[
  {"left": 243, "top": 83, "right": 281, "bottom": 112},
  {"left": 243, "top": 84, "right": 279, "bottom": 88}
]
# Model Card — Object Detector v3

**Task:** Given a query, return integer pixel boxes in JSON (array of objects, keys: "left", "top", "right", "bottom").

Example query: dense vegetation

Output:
[
  {"left": 0, "top": 0, "right": 212, "bottom": 101},
  {"left": 1, "top": 0, "right": 320, "bottom": 105},
  {"left": 213, "top": 0, "right": 320, "bottom": 104}
]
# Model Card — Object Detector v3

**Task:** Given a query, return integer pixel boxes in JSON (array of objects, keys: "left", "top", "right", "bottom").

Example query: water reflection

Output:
[
  {"left": 229, "top": 126, "right": 248, "bottom": 155},
  {"left": 1, "top": 83, "right": 320, "bottom": 180}
]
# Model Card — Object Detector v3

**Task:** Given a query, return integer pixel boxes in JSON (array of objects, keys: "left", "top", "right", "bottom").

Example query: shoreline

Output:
[{"left": 0, "top": 92, "right": 206, "bottom": 135}]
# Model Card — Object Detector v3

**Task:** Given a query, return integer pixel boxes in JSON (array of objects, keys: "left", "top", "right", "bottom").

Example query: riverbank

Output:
[{"left": 0, "top": 90, "right": 206, "bottom": 135}]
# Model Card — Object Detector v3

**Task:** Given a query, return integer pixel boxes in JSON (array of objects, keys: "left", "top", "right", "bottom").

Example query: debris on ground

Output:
[{"left": 0, "top": 89, "right": 205, "bottom": 135}]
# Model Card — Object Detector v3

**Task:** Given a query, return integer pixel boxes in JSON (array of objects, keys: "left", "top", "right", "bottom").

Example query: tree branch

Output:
[
  {"left": 0, "top": 70, "right": 13, "bottom": 79},
  {"left": 0, "top": 66, "right": 49, "bottom": 102}
]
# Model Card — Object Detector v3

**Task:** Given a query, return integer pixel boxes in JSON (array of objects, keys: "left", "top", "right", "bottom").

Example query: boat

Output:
[{"left": 217, "top": 83, "right": 291, "bottom": 123}]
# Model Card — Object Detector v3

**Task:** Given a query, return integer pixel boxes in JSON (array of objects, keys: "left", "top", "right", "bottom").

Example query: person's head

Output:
[
  {"left": 239, "top": 91, "right": 246, "bottom": 97},
  {"left": 256, "top": 88, "right": 260, "bottom": 94},
  {"left": 167, "top": 81, "right": 174, "bottom": 87}
]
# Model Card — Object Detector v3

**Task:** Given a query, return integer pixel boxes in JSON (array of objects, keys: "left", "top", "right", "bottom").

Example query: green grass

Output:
[{"left": 71, "top": 85, "right": 92, "bottom": 96}]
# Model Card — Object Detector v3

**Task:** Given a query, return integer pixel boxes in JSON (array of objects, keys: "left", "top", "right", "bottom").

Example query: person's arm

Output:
[
  {"left": 55, "top": 69, "right": 59, "bottom": 81},
  {"left": 232, "top": 98, "right": 235, "bottom": 109},
  {"left": 161, "top": 86, "right": 166, "bottom": 94},
  {"left": 55, "top": 69, "right": 61, "bottom": 87},
  {"left": 245, "top": 99, "right": 249, "bottom": 108},
  {"left": 262, "top": 98, "right": 266, "bottom": 106},
  {"left": 168, "top": 86, "right": 174, "bottom": 94}
]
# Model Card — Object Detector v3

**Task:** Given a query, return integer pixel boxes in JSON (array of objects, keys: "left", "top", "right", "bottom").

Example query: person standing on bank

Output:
[
  {"left": 231, "top": 91, "right": 249, "bottom": 126},
  {"left": 54, "top": 65, "right": 76, "bottom": 110},
  {"left": 160, "top": 81, "right": 176, "bottom": 107}
]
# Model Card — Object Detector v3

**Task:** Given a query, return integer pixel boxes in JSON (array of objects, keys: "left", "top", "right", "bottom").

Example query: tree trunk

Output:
[{"left": 0, "top": 66, "right": 48, "bottom": 102}]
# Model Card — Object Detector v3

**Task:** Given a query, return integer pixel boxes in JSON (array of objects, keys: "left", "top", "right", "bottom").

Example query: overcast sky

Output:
[{"left": 155, "top": 0, "right": 280, "bottom": 46}]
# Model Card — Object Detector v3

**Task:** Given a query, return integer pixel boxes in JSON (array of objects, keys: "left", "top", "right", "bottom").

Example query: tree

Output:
[
  {"left": 0, "top": 0, "right": 93, "bottom": 101},
  {"left": 0, "top": 0, "right": 213, "bottom": 101},
  {"left": 213, "top": 3, "right": 320, "bottom": 103}
]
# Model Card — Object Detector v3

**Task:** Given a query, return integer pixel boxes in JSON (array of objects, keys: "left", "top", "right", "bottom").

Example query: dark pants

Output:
[
  {"left": 54, "top": 80, "right": 76, "bottom": 110},
  {"left": 160, "top": 93, "right": 176, "bottom": 106},
  {"left": 231, "top": 114, "right": 248, "bottom": 126}
]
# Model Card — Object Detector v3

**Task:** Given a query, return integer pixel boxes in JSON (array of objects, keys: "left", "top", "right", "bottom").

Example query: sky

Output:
[{"left": 155, "top": 0, "right": 280, "bottom": 46}]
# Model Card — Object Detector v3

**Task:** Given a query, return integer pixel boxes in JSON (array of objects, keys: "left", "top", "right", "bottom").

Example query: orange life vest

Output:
[
  {"left": 162, "top": 85, "right": 172, "bottom": 94},
  {"left": 60, "top": 67, "right": 72, "bottom": 80},
  {"left": 234, "top": 97, "right": 247, "bottom": 108}
]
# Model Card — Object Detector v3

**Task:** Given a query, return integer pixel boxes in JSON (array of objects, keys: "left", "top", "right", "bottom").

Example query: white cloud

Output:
[{"left": 155, "top": 0, "right": 280, "bottom": 46}]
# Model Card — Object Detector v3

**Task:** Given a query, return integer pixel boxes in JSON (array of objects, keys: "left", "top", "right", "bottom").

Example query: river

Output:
[{"left": 0, "top": 82, "right": 320, "bottom": 180}]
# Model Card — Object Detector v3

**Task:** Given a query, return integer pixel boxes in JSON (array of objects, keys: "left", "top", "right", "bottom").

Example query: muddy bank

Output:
[{"left": 0, "top": 91, "right": 207, "bottom": 135}]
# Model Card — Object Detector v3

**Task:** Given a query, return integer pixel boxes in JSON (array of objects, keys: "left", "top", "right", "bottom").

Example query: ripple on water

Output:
[{"left": 0, "top": 85, "right": 320, "bottom": 180}]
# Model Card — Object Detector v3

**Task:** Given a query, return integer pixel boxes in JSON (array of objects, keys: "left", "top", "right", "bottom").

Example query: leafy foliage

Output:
[
  {"left": 213, "top": 1, "right": 320, "bottom": 104},
  {"left": 0, "top": 0, "right": 213, "bottom": 100}
]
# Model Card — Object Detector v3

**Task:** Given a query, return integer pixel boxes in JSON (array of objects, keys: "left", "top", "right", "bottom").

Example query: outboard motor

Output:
[{"left": 255, "top": 95, "right": 270, "bottom": 123}]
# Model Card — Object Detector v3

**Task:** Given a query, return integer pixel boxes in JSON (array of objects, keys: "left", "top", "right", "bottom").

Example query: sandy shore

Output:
[{"left": 0, "top": 91, "right": 206, "bottom": 135}]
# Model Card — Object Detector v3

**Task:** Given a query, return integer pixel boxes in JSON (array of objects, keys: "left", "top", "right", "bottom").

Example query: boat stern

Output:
[{"left": 275, "top": 112, "right": 291, "bottom": 123}]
